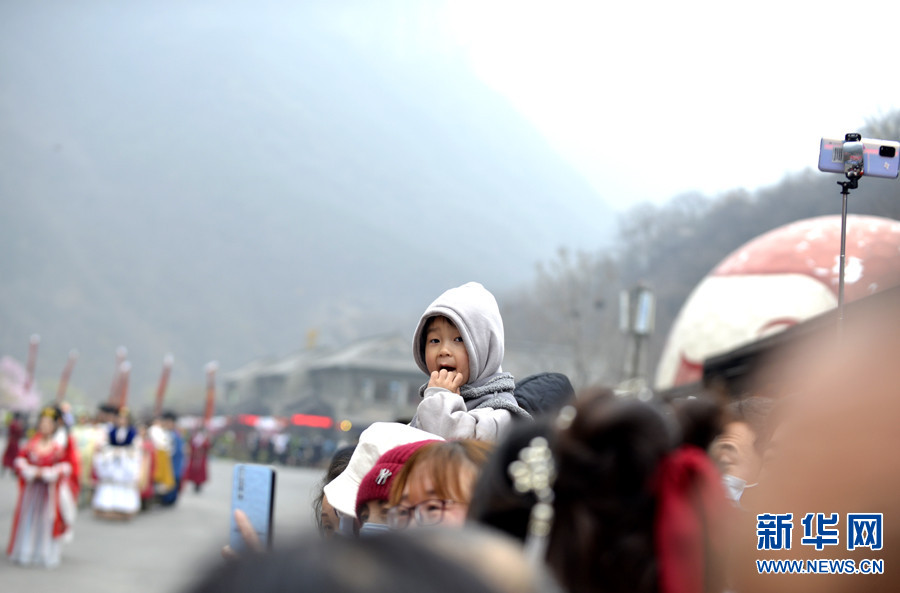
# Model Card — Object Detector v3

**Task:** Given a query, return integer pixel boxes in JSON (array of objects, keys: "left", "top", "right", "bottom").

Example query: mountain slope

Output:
[{"left": 0, "top": 0, "right": 614, "bottom": 406}]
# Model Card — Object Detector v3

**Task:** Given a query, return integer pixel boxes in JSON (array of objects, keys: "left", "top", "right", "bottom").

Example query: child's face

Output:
[{"left": 424, "top": 316, "right": 470, "bottom": 386}]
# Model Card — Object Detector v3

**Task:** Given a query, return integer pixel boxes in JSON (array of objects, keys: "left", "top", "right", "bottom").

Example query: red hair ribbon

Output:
[{"left": 653, "top": 445, "right": 730, "bottom": 593}]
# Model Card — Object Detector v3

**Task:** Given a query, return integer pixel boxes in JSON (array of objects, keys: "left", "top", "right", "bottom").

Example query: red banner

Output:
[
  {"left": 291, "top": 414, "right": 334, "bottom": 429},
  {"left": 107, "top": 346, "right": 128, "bottom": 405},
  {"left": 116, "top": 361, "right": 131, "bottom": 409},
  {"left": 203, "top": 361, "right": 218, "bottom": 427},
  {"left": 154, "top": 354, "right": 174, "bottom": 417},
  {"left": 55, "top": 349, "right": 79, "bottom": 403}
]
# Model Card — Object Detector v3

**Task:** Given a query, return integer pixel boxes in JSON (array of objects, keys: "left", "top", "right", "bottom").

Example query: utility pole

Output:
[{"left": 619, "top": 284, "right": 655, "bottom": 384}]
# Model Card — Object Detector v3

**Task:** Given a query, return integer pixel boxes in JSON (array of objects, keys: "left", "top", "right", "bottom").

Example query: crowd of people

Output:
[
  {"left": 212, "top": 426, "right": 339, "bottom": 468},
  {"left": 4, "top": 278, "right": 898, "bottom": 593},
  {"left": 3, "top": 403, "right": 211, "bottom": 567},
  {"left": 216, "top": 280, "right": 899, "bottom": 593}
]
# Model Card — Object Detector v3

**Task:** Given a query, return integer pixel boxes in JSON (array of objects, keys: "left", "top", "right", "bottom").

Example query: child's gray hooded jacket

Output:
[{"left": 409, "top": 282, "right": 531, "bottom": 441}]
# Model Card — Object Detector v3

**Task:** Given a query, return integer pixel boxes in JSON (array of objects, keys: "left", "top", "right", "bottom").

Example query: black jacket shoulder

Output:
[{"left": 513, "top": 372, "right": 575, "bottom": 418}]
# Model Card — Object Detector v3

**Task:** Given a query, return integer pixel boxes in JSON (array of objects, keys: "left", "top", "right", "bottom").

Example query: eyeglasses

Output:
[{"left": 386, "top": 499, "right": 461, "bottom": 530}]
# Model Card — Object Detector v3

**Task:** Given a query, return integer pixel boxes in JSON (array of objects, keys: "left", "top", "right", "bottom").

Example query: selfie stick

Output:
[
  {"left": 836, "top": 174, "right": 857, "bottom": 325},
  {"left": 835, "top": 133, "right": 863, "bottom": 332}
]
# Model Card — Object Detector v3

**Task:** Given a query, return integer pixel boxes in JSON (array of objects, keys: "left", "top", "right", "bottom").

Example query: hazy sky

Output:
[
  {"left": 6, "top": 0, "right": 899, "bottom": 216},
  {"left": 435, "top": 0, "right": 900, "bottom": 210}
]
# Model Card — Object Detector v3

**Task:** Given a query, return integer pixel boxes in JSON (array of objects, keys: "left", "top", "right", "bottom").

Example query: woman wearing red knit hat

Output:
[
  {"left": 355, "top": 440, "right": 439, "bottom": 536},
  {"left": 386, "top": 440, "right": 494, "bottom": 531}
]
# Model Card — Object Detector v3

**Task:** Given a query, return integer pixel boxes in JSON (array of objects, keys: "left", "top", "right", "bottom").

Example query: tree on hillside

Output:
[
  {"left": 858, "top": 109, "right": 900, "bottom": 220},
  {"left": 502, "top": 249, "right": 624, "bottom": 389},
  {"left": 864, "top": 108, "right": 900, "bottom": 143}
]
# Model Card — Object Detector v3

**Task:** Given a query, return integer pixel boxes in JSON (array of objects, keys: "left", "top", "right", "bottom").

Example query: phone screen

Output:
[{"left": 229, "top": 463, "right": 276, "bottom": 552}]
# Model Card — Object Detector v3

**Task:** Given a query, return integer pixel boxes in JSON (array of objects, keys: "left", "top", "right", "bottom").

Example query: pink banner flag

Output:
[{"left": 23, "top": 334, "right": 40, "bottom": 392}]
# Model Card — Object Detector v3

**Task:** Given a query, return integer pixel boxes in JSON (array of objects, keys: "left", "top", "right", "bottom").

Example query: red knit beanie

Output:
[{"left": 355, "top": 440, "right": 438, "bottom": 516}]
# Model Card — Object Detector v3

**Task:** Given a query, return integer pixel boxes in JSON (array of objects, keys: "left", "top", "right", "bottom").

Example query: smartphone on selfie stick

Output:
[{"left": 229, "top": 463, "right": 276, "bottom": 552}]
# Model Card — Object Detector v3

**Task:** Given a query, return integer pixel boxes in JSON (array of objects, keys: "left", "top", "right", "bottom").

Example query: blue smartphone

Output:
[{"left": 229, "top": 463, "right": 276, "bottom": 552}]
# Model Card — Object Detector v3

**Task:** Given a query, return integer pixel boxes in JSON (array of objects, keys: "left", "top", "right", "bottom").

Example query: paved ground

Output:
[{"left": 0, "top": 448, "right": 323, "bottom": 593}]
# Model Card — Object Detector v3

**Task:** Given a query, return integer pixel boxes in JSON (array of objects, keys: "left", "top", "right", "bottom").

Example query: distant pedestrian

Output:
[
  {"left": 148, "top": 416, "right": 176, "bottom": 501},
  {"left": 136, "top": 421, "right": 157, "bottom": 510},
  {"left": 272, "top": 432, "right": 290, "bottom": 465},
  {"left": 184, "top": 428, "right": 210, "bottom": 493},
  {"left": 158, "top": 411, "right": 184, "bottom": 506},
  {"left": 92, "top": 408, "right": 141, "bottom": 520},
  {"left": 2, "top": 411, "right": 26, "bottom": 476}
]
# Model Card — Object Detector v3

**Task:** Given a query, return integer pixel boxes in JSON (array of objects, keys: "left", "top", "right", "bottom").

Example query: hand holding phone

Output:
[{"left": 229, "top": 463, "right": 276, "bottom": 553}]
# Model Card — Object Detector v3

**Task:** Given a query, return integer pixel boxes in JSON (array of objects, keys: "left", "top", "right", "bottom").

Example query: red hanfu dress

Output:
[
  {"left": 184, "top": 430, "right": 210, "bottom": 491},
  {"left": 6, "top": 430, "right": 79, "bottom": 567}
]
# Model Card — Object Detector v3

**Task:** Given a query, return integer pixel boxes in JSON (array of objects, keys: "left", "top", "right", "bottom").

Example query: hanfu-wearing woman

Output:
[
  {"left": 134, "top": 421, "right": 156, "bottom": 510},
  {"left": 92, "top": 409, "right": 142, "bottom": 520},
  {"left": 7, "top": 406, "right": 79, "bottom": 568},
  {"left": 2, "top": 412, "right": 26, "bottom": 476},
  {"left": 149, "top": 418, "right": 176, "bottom": 501},
  {"left": 184, "top": 429, "right": 210, "bottom": 493}
]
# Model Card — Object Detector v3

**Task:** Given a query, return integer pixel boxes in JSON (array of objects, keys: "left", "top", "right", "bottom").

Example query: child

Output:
[{"left": 409, "top": 282, "right": 531, "bottom": 441}]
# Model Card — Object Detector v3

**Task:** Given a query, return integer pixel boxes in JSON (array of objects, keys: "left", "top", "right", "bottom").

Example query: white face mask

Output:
[
  {"left": 722, "top": 474, "right": 748, "bottom": 503},
  {"left": 358, "top": 521, "right": 391, "bottom": 537}
]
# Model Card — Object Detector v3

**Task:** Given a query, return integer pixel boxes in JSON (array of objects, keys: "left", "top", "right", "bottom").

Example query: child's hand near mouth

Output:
[{"left": 428, "top": 368, "right": 466, "bottom": 394}]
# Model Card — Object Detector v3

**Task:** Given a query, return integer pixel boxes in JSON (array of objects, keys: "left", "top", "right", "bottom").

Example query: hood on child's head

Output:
[{"left": 412, "top": 282, "right": 505, "bottom": 387}]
